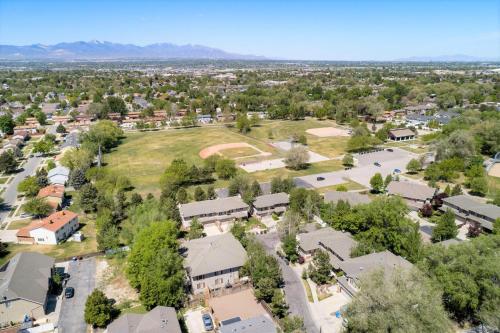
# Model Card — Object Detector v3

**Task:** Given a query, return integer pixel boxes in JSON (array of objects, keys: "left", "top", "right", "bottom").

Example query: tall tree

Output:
[{"left": 432, "top": 209, "right": 458, "bottom": 242}]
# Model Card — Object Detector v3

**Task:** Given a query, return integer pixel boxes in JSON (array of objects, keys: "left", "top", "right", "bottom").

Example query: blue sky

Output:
[{"left": 0, "top": 0, "right": 499, "bottom": 60}]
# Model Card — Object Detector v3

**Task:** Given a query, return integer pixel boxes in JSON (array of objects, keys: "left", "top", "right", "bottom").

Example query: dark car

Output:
[
  {"left": 316, "top": 176, "right": 325, "bottom": 181},
  {"left": 374, "top": 162, "right": 381, "bottom": 167},
  {"left": 202, "top": 313, "right": 214, "bottom": 331},
  {"left": 64, "top": 287, "right": 74, "bottom": 298},
  {"left": 387, "top": 148, "right": 394, "bottom": 152}
]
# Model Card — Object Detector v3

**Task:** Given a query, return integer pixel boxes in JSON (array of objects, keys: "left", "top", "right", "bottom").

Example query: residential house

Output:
[
  {"left": 323, "top": 191, "right": 371, "bottom": 206},
  {"left": 179, "top": 196, "right": 249, "bottom": 230},
  {"left": 0, "top": 252, "right": 55, "bottom": 324},
  {"left": 37, "top": 184, "right": 65, "bottom": 210},
  {"left": 386, "top": 181, "right": 437, "bottom": 210},
  {"left": 47, "top": 166, "right": 70, "bottom": 185},
  {"left": 41, "top": 103, "right": 59, "bottom": 117},
  {"left": 440, "top": 195, "right": 500, "bottom": 232},
  {"left": 252, "top": 192, "right": 289, "bottom": 217},
  {"left": 197, "top": 114, "right": 213, "bottom": 124},
  {"left": 182, "top": 233, "right": 247, "bottom": 294},
  {"left": 16, "top": 210, "right": 79, "bottom": 245},
  {"left": 12, "top": 130, "right": 30, "bottom": 142},
  {"left": 133, "top": 96, "right": 150, "bottom": 109},
  {"left": 337, "top": 250, "right": 413, "bottom": 297},
  {"left": 388, "top": 128, "right": 416, "bottom": 141},
  {"left": 14, "top": 124, "right": 38, "bottom": 135},
  {"left": 297, "top": 227, "right": 358, "bottom": 268},
  {"left": 220, "top": 315, "right": 277, "bottom": 333},
  {"left": 52, "top": 115, "right": 71, "bottom": 125},
  {"left": 107, "top": 306, "right": 181, "bottom": 333}
]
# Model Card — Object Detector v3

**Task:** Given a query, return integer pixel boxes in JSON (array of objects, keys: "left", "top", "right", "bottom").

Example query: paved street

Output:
[
  {"left": 256, "top": 232, "right": 318, "bottom": 333},
  {"left": 0, "top": 155, "right": 44, "bottom": 224},
  {"left": 58, "top": 258, "right": 96, "bottom": 333}
]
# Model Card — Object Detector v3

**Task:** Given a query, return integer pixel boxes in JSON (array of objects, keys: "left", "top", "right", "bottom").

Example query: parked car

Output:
[
  {"left": 374, "top": 162, "right": 381, "bottom": 167},
  {"left": 387, "top": 148, "right": 394, "bottom": 152},
  {"left": 316, "top": 176, "right": 325, "bottom": 181},
  {"left": 64, "top": 287, "right": 74, "bottom": 298},
  {"left": 202, "top": 313, "right": 214, "bottom": 331}
]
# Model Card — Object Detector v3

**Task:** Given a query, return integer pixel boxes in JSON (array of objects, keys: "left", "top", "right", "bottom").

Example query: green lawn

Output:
[
  {"left": 316, "top": 180, "right": 367, "bottom": 193},
  {"left": 220, "top": 146, "right": 262, "bottom": 159},
  {"left": 0, "top": 217, "right": 97, "bottom": 266},
  {"left": 105, "top": 120, "right": 351, "bottom": 195},
  {"left": 0, "top": 177, "right": 9, "bottom": 184},
  {"left": 7, "top": 218, "right": 32, "bottom": 230}
]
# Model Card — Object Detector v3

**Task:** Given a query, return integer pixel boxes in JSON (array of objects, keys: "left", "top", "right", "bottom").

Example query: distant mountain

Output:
[
  {"left": 0, "top": 40, "right": 267, "bottom": 60},
  {"left": 395, "top": 54, "right": 499, "bottom": 62}
]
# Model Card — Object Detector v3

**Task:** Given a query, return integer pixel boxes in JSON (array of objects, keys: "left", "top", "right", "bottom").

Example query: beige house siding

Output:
[
  {"left": 191, "top": 268, "right": 241, "bottom": 294},
  {"left": 0, "top": 298, "right": 46, "bottom": 325}
]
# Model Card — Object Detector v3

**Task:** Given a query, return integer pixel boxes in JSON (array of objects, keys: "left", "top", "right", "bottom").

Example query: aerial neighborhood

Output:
[{"left": 0, "top": 3, "right": 499, "bottom": 332}]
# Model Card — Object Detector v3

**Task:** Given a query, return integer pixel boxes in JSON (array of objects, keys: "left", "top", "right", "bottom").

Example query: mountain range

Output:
[
  {"left": 0, "top": 41, "right": 267, "bottom": 60},
  {"left": 395, "top": 54, "right": 499, "bottom": 62}
]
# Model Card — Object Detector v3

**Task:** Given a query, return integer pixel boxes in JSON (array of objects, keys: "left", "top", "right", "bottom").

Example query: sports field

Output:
[{"left": 105, "top": 119, "right": 351, "bottom": 194}]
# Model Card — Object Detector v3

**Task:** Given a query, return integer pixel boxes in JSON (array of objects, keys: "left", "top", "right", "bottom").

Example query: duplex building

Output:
[
  {"left": 47, "top": 166, "right": 70, "bottom": 185},
  {"left": 183, "top": 233, "right": 247, "bottom": 294},
  {"left": 298, "top": 227, "right": 358, "bottom": 268},
  {"left": 179, "top": 196, "right": 249, "bottom": 229},
  {"left": 337, "top": 250, "right": 413, "bottom": 297},
  {"left": 323, "top": 191, "right": 372, "bottom": 206},
  {"left": 37, "top": 184, "right": 65, "bottom": 210},
  {"left": 107, "top": 306, "right": 181, "bottom": 333},
  {"left": 386, "top": 181, "right": 437, "bottom": 210},
  {"left": 17, "top": 210, "right": 79, "bottom": 245},
  {"left": 252, "top": 192, "right": 289, "bottom": 216},
  {"left": 440, "top": 195, "right": 500, "bottom": 232},
  {"left": 0, "top": 252, "right": 55, "bottom": 325},
  {"left": 388, "top": 128, "right": 416, "bottom": 141}
]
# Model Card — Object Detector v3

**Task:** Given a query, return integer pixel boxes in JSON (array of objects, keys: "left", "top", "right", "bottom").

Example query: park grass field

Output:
[{"left": 105, "top": 120, "right": 351, "bottom": 195}]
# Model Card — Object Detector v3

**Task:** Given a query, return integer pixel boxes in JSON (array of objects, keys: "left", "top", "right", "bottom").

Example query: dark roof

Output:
[
  {"left": 179, "top": 196, "right": 249, "bottom": 219},
  {"left": 387, "top": 181, "right": 436, "bottom": 201},
  {"left": 107, "top": 306, "right": 181, "bottom": 333},
  {"left": 323, "top": 191, "right": 371, "bottom": 206},
  {"left": 220, "top": 315, "right": 277, "bottom": 333},
  {"left": 253, "top": 193, "right": 289, "bottom": 209}
]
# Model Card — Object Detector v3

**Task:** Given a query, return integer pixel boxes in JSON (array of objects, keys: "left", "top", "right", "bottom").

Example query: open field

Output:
[
  {"left": 306, "top": 127, "right": 350, "bottom": 137},
  {"left": 199, "top": 142, "right": 270, "bottom": 159},
  {"left": 0, "top": 217, "right": 97, "bottom": 266},
  {"left": 106, "top": 120, "right": 352, "bottom": 194},
  {"left": 7, "top": 218, "right": 32, "bottom": 230}
]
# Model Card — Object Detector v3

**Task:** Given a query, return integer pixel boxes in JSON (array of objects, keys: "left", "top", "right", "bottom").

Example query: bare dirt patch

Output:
[
  {"left": 489, "top": 163, "right": 500, "bottom": 178},
  {"left": 199, "top": 142, "right": 271, "bottom": 159},
  {"left": 95, "top": 258, "right": 139, "bottom": 305},
  {"left": 306, "top": 127, "right": 350, "bottom": 137}
]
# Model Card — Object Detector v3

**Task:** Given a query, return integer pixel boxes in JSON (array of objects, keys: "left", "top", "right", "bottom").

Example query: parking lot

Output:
[
  {"left": 296, "top": 148, "right": 416, "bottom": 188},
  {"left": 58, "top": 258, "right": 96, "bottom": 333}
]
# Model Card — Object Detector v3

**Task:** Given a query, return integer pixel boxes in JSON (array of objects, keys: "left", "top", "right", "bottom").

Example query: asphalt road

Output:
[
  {"left": 0, "top": 155, "right": 44, "bottom": 224},
  {"left": 256, "top": 232, "right": 318, "bottom": 333},
  {"left": 58, "top": 258, "right": 96, "bottom": 333}
]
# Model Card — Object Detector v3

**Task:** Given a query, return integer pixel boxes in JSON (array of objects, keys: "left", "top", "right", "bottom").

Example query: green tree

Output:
[
  {"left": 77, "top": 183, "right": 99, "bottom": 213},
  {"left": 130, "top": 193, "right": 143, "bottom": 206},
  {"left": 343, "top": 153, "right": 354, "bottom": 167},
  {"left": 469, "top": 176, "right": 488, "bottom": 197},
  {"left": 309, "top": 249, "right": 332, "bottom": 285},
  {"left": 451, "top": 184, "right": 463, "bottom": 196},
  {"left": 194, "top": 186, "right": 206, "bottom": 201},
  {"left": 84, "top": 289, "right": 114, "bottom": 327},
  {"left": 270, "top": 289, "right": 289, "bottom": 318},
  {"left": 494, "top": 218, "right": 500, "bottom": 235},
  {"left": 254, "top": 277, "right": 277, "bottom": 302},
  {"left": 175, "top": 187, "right": 188, "bottom": 203},
  {"left": 35, "top": 168, "right": 49, "bottom": 187},
  {"left": 369, "top": 173, "right": 384, "bottom": 193},
  {"left": 215, "top": 158, "right": 237, "bottom": 179},
  {"left": 282, "top": 234, "right": 299, "bottom": 263},
  {"left": 384, "top": 174, "right": 393, "bottom": 189},
  {"left": 105, "top": 96, "right": 127, "bottom": 115},
  {"left": 17, "top": 176, "right": 40, "bottom": 197},
  {"left": 344, "top": 268, "right": 452, "bottom": 333},
  {"left": 23, "top": 197, "right": 52, "bottom": 217},
  {"left": 188, "top": 218, "right": 204, "bottom": 240},
  {"left": 32, "top": 138, "right": 55, "bottom": 155},
  {"left": 251, "top": 180, "right": 262, "bottom": 197},
  {"left": 281, "top": 316, "right": 304, "bottom": 333},
  {"left": 236, "top": 114, "right": 251, "bottom": 133},
  {"left": 69, "top": 168, "right": 87, "bottom": 190},
  {"left": 284, "top": 146, "right": 309, "bottom": 170},
  {"left": 56, "top": 123, "right": 67, "bottom": 133},
  {"left": 60, "top": 147, "right": 94, "bottom": 170},
  {"left": 406, "top": 158, "right": 422, "bottom": 174},
  {"left": 0, "top": 114, "right": 15, "bottom": 135},
  {"left": 127, "top": 221, "right": 185, "bottom": 309},
  {"left": 206, "top": 185, "right": 216, "bottom": 200},
  {"left": 0, "top": 151, "right": 18, "bottom": 174},
  {"left": 81, "top": 120, "right": 123, "bottom": 167},
  {"left": 432, "top": 209, "right": 458, "bottom": 242}
]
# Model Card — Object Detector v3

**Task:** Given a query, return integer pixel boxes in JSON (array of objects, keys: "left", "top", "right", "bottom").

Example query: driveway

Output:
[
  {"left": 0, "top": 155, "right": 44, "bottom": 224},
  {"left": 58, "top": 258, "right": 96, "bottom": 333},
  {"left": 256, "top": 232, "right": 318, "bottom": 333},
  {"left": 185, "top": 308, "right": 211, "bottom": 333}
]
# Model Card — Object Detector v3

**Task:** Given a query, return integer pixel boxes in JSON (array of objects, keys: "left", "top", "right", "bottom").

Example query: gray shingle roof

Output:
[
  {"left": 107, "top": 306, "right": 181, "bottom": 333},
  {"left": 253, "top": 193, "right": 289, "bottom": 209},
  {"left": 183, "top": 234, "right": 247, "bottom": 277},
  {"left": 298, "top": 227, "right": 357, "bottom": 261},
  {"left": 339, "top": 250, "right": 413, "bottom": 280},
  {"left": 179, "top": 196, "right": 249, "bottom": 219},
  {"left": 0, "top": 252, "right": 54, "bottom": 304},
  {"left": 387, "top": 181, "right": 436, "bottom": 201},
  {"left": 220, "top": 315, "right": 277, "bottom": 333},
  {"left": 442, "top": 195, "right": 500, "bottom": 225},
  {"left": 323, "top": 191, "right": 371, "bottom": 206},
  {"left": 388, "top": 128, "right": 416, "bottom": 138}
]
